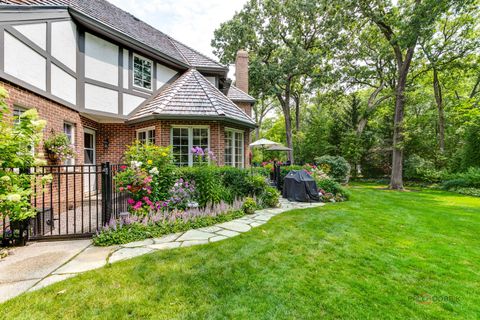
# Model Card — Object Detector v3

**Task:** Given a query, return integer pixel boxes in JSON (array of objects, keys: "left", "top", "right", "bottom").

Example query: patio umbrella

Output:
[
  {"left": 266, "top": 144, "right": 292, "bottom": 151},
  {"left": 249, "top": 138, "right": 280, "bottom": 148},
  {"left": 249, "top": 138, "right": 281, "bottom": 162}
]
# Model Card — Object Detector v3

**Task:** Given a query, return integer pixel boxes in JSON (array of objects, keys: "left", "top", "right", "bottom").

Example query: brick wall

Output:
[{"left": 1, "top": 80, "right": 252, "bottom": 168}]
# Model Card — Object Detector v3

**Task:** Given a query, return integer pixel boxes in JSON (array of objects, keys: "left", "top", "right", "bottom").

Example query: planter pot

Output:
[{"left": 9, "top": 219, "right": 30, "bottom": 246}]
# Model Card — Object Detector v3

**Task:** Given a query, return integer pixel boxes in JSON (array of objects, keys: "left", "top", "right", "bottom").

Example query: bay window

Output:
[
  {"left": 224, "top": 128, "right": 244, "bottom": 168},
  {"left": 171, "top": 126, "right": 209, "bottom": 166}
]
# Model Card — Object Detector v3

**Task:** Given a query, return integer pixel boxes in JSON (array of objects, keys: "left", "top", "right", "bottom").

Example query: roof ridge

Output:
[
  {"left": 197, "top": 70, "right": 255, "bottom": 121},
  {"left": 167, "top": 37, "right": 190, "bottom": 66},
  {"left": 168, "top": 37, "right": 226, "bottom": 69},
  {"left": 192, "top": 70, "right": 225, "bottom": 116},
  {"left": 153, "top": 70, "right": 192, "bottom": 114}
]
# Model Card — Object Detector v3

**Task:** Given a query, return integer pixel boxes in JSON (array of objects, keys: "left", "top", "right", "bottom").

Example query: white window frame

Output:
[
  {"left": 170, "top": 125, "right": 210, "bottom": 167},
  {"left": 13, "top": 106, "right": 36, "bottom": 156},
  {"left": 136, "top": 126, "right": 156, "bottom": 145},
  {"left": 132, "top": 53, "right": 153, "bottom": 91},
  {"left": 83, "top": 128, "right": 96, "bottom": 165},
  {"left": 13, "top": 106, "right": 26, "bottom": 126},
  {"left": 224, "top": 128, "right": 244, "bottom": 168},
  {"left": 63, "top": 122, "right": 75, "bottom": 166}
]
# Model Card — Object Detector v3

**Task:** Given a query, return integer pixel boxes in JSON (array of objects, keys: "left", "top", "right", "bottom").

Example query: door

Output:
[{"left": 83, "top": 129, "right": 96, "bottom": 194}]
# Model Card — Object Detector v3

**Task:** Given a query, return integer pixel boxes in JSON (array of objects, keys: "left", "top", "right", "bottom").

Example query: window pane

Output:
[
  {"left": 133, "top": 55, "right": 152, "bottom": 90},
  {"left": 64, "top": 123, "right": 73, "bottom": 144},
  {"left": 13, "top": 107, "right": 25, "bottom": 126},
  {"left": 84, "top": 133, "right": 93, "bottom": 149}
]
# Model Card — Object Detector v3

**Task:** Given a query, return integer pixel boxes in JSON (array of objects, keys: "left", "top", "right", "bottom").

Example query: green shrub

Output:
[
  {"left": 260, "top": 186, "right": 280, "bottom": 208},
  {"left": 442, "top": 167, "right": 480, "bottom": 190},
  {"left": 455, "top": 187, "right": 480, "bottom": 197},
  {"left": 317, "top": 178, "right": 350, "bottom": 200},
  {"left": 178, "top": 166, "right": 222, "bottom": 207},
  {"left": 404, "top": 155, "right": 446, "bottom": 183},
  {"left": 315, "top": 155, "right": 351, "bottom": 183},
  {"left": 462, "top": 122, "right": 480, "bottom": 170},
  {"left": 242, "top": 197, "right": 257, "bottom": 214}
]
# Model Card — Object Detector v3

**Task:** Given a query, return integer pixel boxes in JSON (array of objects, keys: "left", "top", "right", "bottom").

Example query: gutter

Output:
[{"left": 126, "top": 114, "right": 257, "bottom": 129}]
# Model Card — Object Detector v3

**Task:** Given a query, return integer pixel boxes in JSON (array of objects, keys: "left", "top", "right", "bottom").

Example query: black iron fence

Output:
[{"left": 1, "top": 163, "right": 128, "bottom": 242}]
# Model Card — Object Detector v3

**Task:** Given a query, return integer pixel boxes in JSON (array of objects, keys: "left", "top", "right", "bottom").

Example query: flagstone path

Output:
[{"left": 0, "top": 199, "right": 324, "bottom": 303}]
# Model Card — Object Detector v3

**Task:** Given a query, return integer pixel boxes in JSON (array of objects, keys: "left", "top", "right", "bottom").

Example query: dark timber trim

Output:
[
  {"left": 76, "top": 28, "right": 85, "bottom": 110},
  {"left": 0, "top": 27, "right": 4, "bottom": 71},
  {"left": 45, "top": 21, "right": 52, "bottom": 93}
]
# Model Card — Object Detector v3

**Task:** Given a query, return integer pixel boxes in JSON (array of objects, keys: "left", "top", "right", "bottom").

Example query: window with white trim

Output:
[
  {"left": 13, "top": 106, "right": 35, "bottom": 156},
  {"left": 13, "top": 106, "right": 26, "bottom": 126},
  {"left": 136, "top": 127, "right": 156, "bottom": 144},
  {"left": 224, "top": 129, "right": 244, "bottom": 168},
  {"left": 171, "top": 126, "right": 209, "bottom": 167},
  {"left": 63, "top": 122, "right": 75, "bottom": 165},
  {"left": 133, "top": 54, "right": 152, "bottom": 90}
]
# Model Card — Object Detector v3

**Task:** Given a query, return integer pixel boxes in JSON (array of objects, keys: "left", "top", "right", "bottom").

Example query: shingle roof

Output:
[
  {"left": 130, "top": 69, "right": 256, "bottom": 127},
  {"left": 227, "top": 84, "right": 256, "bottom": 103},
  {"left": 0, "top": 0, "right": 226, "bottom": 71}
]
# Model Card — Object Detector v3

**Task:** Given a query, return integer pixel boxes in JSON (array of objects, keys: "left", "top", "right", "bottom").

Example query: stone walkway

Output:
[{"left": 0, "top": 199, "right": 324, "bottom": 303}]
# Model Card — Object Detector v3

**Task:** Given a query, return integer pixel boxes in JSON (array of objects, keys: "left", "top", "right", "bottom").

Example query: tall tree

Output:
[
  {"left": 355, "top": 0, "right": 472, "bottom": 189},
  {"left": 418, "top": 6, "right": 479, "bottom": 153},
  {"left": 212, "top": 0, "right": 338, "bottom": 163}
]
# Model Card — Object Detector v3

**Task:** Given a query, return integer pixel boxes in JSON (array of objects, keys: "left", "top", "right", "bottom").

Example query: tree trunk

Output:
[
  {"left": 277, "top": 82, "right": 294, "bottom": 164},
  {"left": 294, "top": 94, "right": 300, "bottom": 132},
  {"left": 433, "top": 68, "right": 445, "bottom": 153},
  {"left": 390, "top": 67, "right": 409, "bottom": 190}
]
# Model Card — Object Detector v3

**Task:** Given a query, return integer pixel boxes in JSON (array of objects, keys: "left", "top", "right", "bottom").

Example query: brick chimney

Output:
[{"left": 235, "top": 49, "right": 249, "bottom": 94}]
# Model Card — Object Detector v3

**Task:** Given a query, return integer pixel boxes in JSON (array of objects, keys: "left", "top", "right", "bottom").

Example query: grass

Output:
[{"left": 2, "top": 184, "right": 480, "bottom": 319}]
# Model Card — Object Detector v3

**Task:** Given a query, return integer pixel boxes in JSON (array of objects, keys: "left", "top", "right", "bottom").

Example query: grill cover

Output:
[{"left": 282, "top": 170, "right": 320, "bottom": 202}]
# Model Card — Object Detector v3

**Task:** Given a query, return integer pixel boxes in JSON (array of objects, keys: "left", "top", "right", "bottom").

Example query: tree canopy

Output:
[{"left": 213, "top": 0, "right": 480, "bottom": 189}]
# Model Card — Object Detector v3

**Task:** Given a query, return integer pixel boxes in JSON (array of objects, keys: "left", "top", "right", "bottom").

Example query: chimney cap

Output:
[{"left": 236, "top": 49, "right": 248, "bottom": 57}]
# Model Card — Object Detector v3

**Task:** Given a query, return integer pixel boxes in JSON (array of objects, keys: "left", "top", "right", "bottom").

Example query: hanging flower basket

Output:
[{"left": 44, "top": 131, "right": 75, "bottom": 163}]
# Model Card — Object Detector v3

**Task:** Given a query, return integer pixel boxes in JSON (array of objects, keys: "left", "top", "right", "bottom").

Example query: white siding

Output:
[
  {"left": 123, "top": 48, "right": 129, "bottom": 89},
  {"left": 85, "top": 83, "right": 118, "bottom": 114},
  {"left": 4, "top": 32, "right": 46, "bottom": 90},
  {"left": 123, "top": 93, "right": 145, "bottom": 115},
  {"left": 13, "top": 23, "right": 46, "bottom": 50},
  {"left": 51, "top": 64, "right": 76, "bottom": 104},
  {"left": 85, "top": 33, "right": 118, "bottom": 86},
  {"left": 156, "top": 63, "right": 177, "bottom": 89},
  {"left": 51, "top": 21, "right": 76, "bottom": 71}
]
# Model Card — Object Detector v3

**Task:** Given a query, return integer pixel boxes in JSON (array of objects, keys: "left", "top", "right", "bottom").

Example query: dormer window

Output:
[{"left": 133, "top": 54, "right": 152, "bottom": 90}]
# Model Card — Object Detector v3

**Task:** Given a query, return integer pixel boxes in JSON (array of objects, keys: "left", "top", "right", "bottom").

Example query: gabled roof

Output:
[
  {"left": 227, "top": 84, "right": 256, "bottom": 103},
  {"left": 0, "top": 0, "right": 227, "bottom": 71},
  {"left": 130, "top": 69, "right": 256, "bottom": 128}
]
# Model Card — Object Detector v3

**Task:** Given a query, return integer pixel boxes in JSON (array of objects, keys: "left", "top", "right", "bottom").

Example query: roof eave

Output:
[
  {"left": 68, "top": 7, "right": 191, "bottom": 70},
  {"left": 127, "top": 114, "right": 257, "bottom": 128}
]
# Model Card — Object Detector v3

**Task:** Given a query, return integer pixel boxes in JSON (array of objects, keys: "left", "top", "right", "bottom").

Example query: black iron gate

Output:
[{"left": 1, "top": 163, "right": 128, "bottom": 241}]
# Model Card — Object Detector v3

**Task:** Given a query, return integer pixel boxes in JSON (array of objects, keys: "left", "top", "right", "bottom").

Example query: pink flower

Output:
[
  {"left": 119, "top": 187, "right": 124, "bottom": 192},
  {"left": 120, "top": 165, "right": 127, "bottom": 170},
  {"left": 127, "top": 198, "right": 135, "bottom": 205},
  {"left": 127, "top": 185, "right": 132, "bottom": 190},
  {"left": 133, "top": 201, "right": 143, "bottom": 210}
]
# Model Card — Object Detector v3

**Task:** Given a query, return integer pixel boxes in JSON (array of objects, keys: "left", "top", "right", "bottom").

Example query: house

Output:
[{"left": 0, "top": 0, "right": 256, "bottom": 170}]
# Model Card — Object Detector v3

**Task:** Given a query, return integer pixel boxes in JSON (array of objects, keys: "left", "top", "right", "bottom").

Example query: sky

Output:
[{"left": 108, "top": 0, "right": 247, "bottom": 62}]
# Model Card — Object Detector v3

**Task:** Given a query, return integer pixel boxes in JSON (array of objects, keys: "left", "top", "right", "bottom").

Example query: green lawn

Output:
[{"left": 3, "top": 184, "right": 480, "bottom": 319}]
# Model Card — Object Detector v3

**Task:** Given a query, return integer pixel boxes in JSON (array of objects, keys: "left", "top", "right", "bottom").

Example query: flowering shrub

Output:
[
  {"left": 192, "top": 146, "right": 217, "bottom": 166},
  {"left": 44, "top": 131, "right": 75, "bottom": 162},
  {"left": 115, "top": 162, "right": 153, "bottom": 215},
  {"left": 0, "top": 86, "right": 47, "bottom": 224},
  {"left": 125, "top": 142, "right": 176, "bottom": 200},
  {"left": 167, "top": 178, "right": 196, "bottom": 210}
]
